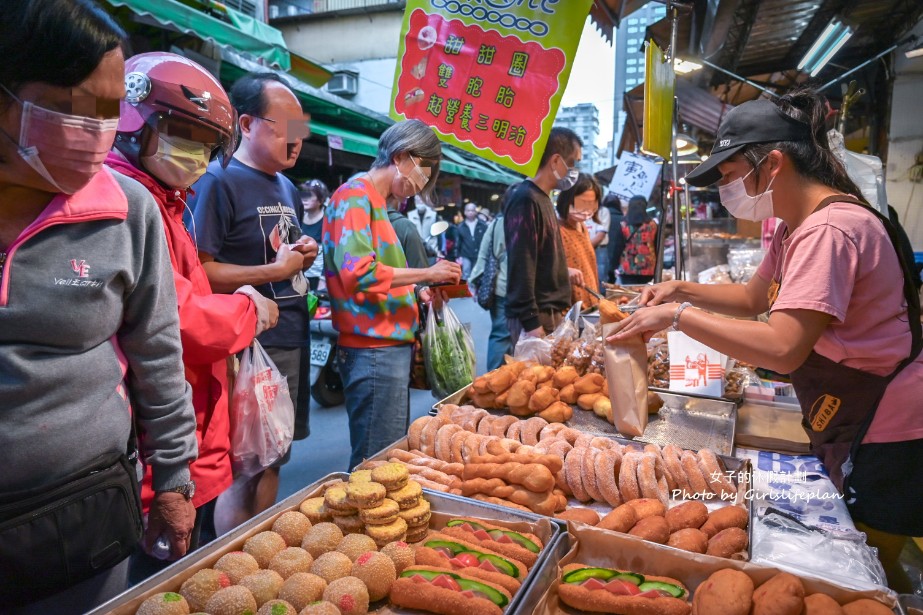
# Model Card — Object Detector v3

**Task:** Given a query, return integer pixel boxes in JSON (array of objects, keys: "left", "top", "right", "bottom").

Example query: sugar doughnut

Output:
[
  {"left": 505, "top": 420, "right": 523, "bottom": 443},
  {"left": 419, "top": 416, "right": 448, "bottom": 457},
  {"left": 697, "top": 449, "right": 736, "bottom": 499},
  {"left": 449, "top": 430, "right": 468, "bottom": 464},
  {"left": 547, "top": 440, "right": 574, "bottom": 495},
  {"left": 681, "top": 450, "right": 712, "bottom": 497},
  {"left": 565, "top": 447, "right": 591, "bottom": 502},
  {"left": 589, "top": 436, "right": 616, "bottom": 451},
  {"left": 490, "top": 415, "right": 519, "bottom": 438},
  {"left": 520, "top": 417, "right": 548, "bottom": 446},
  {"left": 557, "top": 427, "right": 583, "bottom": 445},
  {"left": 662, "top": 445, "right": 691, "bottom": 496},
  {"left": 593, "top": 448, "right": 623, "bottom": 507},
  {"left": 574, "top": 433, "right": 595, "bottom": 449},
  {"left": 476, "top": 415, "right": 496, "bottom": 436},
  {"left": 407, "top": 416, "right": 429, "bottom": 451},
  {"left": 434, "top": 424, "right": 462, "bottom": 462},
  {"left": 618, "top": 452, "right": 642, "bottom": 502},
  {"left": 539, "top": 423, "right": 568, "bottom": 441},
  {"left": 477, "top": 436, "right": 496, "bottom": 456},
  {"left": 436, "top": 404, "right": 459, "bottom": 420},
  {"left": 580, "top": 447, "right": 604, "bottom": 502},
  {"left": 459, "top": 408, "right": 489, "bottom": 432}
]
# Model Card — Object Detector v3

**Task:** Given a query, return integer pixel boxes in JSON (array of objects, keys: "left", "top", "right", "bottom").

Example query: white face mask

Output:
[
  {"left": 553, "top": 157, "right": 580, "bottom": 191},
  {"left": 718, "top": 158, "right": 776, "bottom": 221},
  {"left": 141, "top": 133, "right": 210, "bottom": 189}
]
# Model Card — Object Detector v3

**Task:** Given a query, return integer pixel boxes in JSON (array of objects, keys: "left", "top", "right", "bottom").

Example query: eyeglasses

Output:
[{"left": 250, "top": 115, "right": 311, "bottom": 141}]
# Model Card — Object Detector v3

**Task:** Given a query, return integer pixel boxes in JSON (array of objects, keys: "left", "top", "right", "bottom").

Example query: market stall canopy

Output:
[
  {"left": 590, "top": 0, "right": 656, "bottom": 42},
  {"left": 106, "top": 0, "right": 332, "bottom": 87}
]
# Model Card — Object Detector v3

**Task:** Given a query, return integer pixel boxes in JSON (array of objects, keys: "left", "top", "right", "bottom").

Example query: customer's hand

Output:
[
  {"left": 568, "top": 267, "right": 585, "bottom": 287},
  {"left": 144, "top": 491, "right": 196, "bottom": 560},
  {"left": 639, "top": 280, "right": 684, "bottom": 306},
  {"left": 273, "top": 244, "right": 305, "bottom": 279},
  {"left": 236, "top": 285, "right": 279, "bottom": 334},
  {"left": 293, "top": 235, "right": 319, "bottom": 269},
  {"left": 426, "top": 259, "right": 462, "bottom": 285}
]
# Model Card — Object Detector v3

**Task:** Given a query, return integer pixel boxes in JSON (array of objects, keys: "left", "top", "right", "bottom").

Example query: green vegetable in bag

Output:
[{"left": 423, "top": 303, "right": 475, "bottom": 399}]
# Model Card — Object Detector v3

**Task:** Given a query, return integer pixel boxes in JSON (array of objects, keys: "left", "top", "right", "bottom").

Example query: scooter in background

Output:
[{"left": 309, "top": 291, "right": 344, "bottom": 407}]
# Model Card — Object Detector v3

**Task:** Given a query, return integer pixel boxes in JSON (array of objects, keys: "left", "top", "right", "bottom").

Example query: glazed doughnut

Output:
[
  {"left": 407, "top": 416, "right": 429, "bottom": 451},
  {"left": 557, "top": 427, "right": 583, "bottom": 445},
  {"left": 434, "top": 424, "right": 463, "bottom": 462},
  {"left": 618, "top": 452, "right": 642, "bottom": 502},
  {"left": 564, "top": 447, "right": 591, "bottom": 502},
  {"left": 505, "top": 420, "right": 523, "bottom": 443},
  {"left": 490, "top": 415, "right": 519, "bottom": 438},
  {"left": 662, "top": 445, "right": 692, "bottom": 496},
  {"left": 697, "top": 449, "right": 737, "bottom": 499},
  {"left": 593, "top": 448, "right": 623, "bottom": 507},
  {"left": 520, "top": 417, "right": 548, "bottom": 446},
  {"left": 539, "top": 423, "right": 568, "bottom": 441},
  {"left": 638, "top": 453, "right": 669, "bottom": 507},
  {"left": 681, "top": 450, "right": 713, "bottom": 497},
  {"left": 580, "top": 447, "right": 604, "bottom": 502}
]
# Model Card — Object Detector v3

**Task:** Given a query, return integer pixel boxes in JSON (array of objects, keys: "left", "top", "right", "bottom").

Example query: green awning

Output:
[
  {"left": 106, "top": 0, "right": 332, "bottom": 87},
  {"left": 310, "top": 121, "right": 521, "bottom": 185}
]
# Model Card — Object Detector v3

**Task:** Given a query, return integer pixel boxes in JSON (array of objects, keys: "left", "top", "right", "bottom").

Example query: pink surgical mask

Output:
[{"left": 1, "top": 84, "right": 119, "bottom": 194}]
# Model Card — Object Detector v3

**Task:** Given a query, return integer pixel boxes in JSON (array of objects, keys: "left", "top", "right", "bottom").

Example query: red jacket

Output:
[{"left": 106, "top": 154, "right": 258, "bottom": 509}]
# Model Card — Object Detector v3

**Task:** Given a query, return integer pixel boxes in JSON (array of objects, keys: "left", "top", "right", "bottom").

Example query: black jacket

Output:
[
  {"left": 503, "top": 180, "right": 571, "bottom": 331},
  {"left": 606, "top": 209, "right": 626, "bottom": 274},
  {"left": 457, "top": 219, "right": 487, "bottom": 261}
]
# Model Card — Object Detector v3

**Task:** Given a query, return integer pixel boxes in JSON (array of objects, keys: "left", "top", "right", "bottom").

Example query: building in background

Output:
[
  {"left": 555, "top": 103, "right": 607, "bottom": 173},
  {"left": 611, "top": 2, "right": 666, "bottom": 164}
]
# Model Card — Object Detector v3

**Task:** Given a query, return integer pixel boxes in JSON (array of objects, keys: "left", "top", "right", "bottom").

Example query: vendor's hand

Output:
[
  {"left": 144, "top": 491, "right": 196, "bottom": 560},
  {"left": 639, "top": 280, "right": 684, "bottom": 306},
  {"left": 292, "top": 235, "right": 319, "bottom": 269},
  {"left": 273, "top": 244, "right": 305, "bottom": 279},
  {"left": 426, "top": 259, "right": 462, "bottom": 285},
  {"left": 568, "top": 267, "right": 585, "bottom": 288},
  {"left": 606, "top": 303, "right": 679, "bottom": 344}
]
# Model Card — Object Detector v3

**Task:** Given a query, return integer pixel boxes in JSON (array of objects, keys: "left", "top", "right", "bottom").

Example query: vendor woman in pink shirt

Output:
[{"left": 607, "top": 89, "right": 921, "bottom": 592}]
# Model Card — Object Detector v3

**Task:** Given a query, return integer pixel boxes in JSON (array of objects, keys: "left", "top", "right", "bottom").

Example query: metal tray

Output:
[
  {"left": 91, "top": 473, "right": 558, "bottom": 615},
  {"left": 433, "top": 388, "right": 737, "bottom": 456}
]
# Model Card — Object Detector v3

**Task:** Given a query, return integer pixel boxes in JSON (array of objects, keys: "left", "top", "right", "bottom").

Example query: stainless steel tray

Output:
[
  {"left": 92, "top": 473, "right": 558, "bottom": 615},
  {"left": 89, "top": 472, "right": 350, "bottom": 615},
  {"left": 508, "top": 530, "right": 571, "bottom": 615},
  {"left": 433, "top": 389, "right": 737, "bottom": 456}
]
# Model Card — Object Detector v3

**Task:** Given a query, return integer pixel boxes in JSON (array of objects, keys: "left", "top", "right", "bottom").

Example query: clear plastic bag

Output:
[
  {"left": 697, "top": 264, "right": 733, "bottom": 284},
  {"left": 728, "top": 248, "right": 765, "bottom": 283},
  {"left": 424, "top": 303, "right": 476, "bottom": 399},
  {"left": 724, "top": 360, "right": 760, "bottom": 400},
  {"left": 647, "top": 336, "right": 670, "bottom": 388},
  {"left": 230, "top": 340, "right": 295, "bottom": 477},
  {"left": 515, "top": 302, "right": 581, "bottom": 366},
  {"left": 564, "top": 319, "right": 599, "bottom": 376}
]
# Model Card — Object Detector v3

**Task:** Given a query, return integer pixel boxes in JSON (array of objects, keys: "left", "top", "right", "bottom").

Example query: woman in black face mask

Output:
[{"left": 607, "top": 89, "right": 922, "bottom": 592}]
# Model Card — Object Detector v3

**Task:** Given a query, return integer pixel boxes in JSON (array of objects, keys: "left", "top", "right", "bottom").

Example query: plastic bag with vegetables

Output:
[{"left": 423, "top": 302, "right": 476, "bottom": 399}]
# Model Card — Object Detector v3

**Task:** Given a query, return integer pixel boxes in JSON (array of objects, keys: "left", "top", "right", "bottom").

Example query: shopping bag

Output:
[
  {"left": 667, "top": 331, "right": 727, "bottom": 397},
  {"left": 601, "top": 322, "right": 649, "bottom": 436},
  {"left": 230, "top": 340, "right": 295, "bottom": 476},
  {"left": 423, "top": 302, "right": 476, "bottom": 399}
]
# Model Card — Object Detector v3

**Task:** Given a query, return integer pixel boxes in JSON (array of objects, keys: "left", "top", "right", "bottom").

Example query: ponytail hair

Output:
[{"left": 740, "top": 88, "right": 866, "bottom": 201}]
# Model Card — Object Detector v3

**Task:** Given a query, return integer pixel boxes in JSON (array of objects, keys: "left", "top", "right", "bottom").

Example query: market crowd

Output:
[{"left": 2, "top": 0, "right": 922, "bottom": 612}]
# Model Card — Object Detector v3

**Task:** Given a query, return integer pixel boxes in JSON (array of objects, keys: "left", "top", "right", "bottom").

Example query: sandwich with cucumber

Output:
[
  {"left": 390, "top": 565, "right": 513, "bottom": 615},
  {"left": 558, "top": 564, "right": 691, "bottom": 615}
]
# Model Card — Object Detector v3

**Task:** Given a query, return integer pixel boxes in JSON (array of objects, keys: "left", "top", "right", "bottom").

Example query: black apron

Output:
[{"left": 768, "top": 195, "right": 922, "bottom": 493}]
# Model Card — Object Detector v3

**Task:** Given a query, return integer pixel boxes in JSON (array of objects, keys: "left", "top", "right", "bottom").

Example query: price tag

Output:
[{"left": 310, "top": 337, "right": 332, "bottom": 366}]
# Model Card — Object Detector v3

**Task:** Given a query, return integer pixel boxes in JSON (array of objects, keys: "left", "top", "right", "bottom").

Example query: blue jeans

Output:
[
  {"left": 338, "top": 344, "right": 412, "bottom": 470},
  {"left": 487, "top": 294, "right": 512, "bottom": 371}
]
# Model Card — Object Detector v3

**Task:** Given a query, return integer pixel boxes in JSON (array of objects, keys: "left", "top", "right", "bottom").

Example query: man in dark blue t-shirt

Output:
[{"left": 187, "top": 72, "right": 317, "bottom": 531}]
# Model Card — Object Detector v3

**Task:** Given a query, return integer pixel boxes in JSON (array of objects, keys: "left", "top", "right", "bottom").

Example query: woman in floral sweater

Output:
[{"left": 323, "top": 120, "right": 460, "bottom": 469}]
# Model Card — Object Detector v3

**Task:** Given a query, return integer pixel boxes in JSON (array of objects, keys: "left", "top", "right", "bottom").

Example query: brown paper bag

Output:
[{"left": 601, "top": 322, "right": 648, "bottom": 436}]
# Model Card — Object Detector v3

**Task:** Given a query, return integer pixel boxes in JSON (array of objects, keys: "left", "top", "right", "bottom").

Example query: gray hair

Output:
[{"left": 373, "top": 119, "right": 442, "bottom": 202}]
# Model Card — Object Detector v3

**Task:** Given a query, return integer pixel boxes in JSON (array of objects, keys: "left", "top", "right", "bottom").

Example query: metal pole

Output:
[
  {"left": 698, "top": 58, "right": 780, "bottom": 98},
  {"left": 817, "top": 36, "right": 916, "bottom": 92},
  {"left": 668, "top": 3, "right": 685, "bottom": 282}
]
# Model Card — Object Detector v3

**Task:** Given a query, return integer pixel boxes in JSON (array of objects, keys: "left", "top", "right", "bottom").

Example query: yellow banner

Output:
[{"left": 643, "top": 40, "right": 675, "bottom": 160}]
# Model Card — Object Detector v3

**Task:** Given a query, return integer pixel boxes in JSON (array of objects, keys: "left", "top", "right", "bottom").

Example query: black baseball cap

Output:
[{"left": 685, "top": 99, "right": 814, "bottom": 187}]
